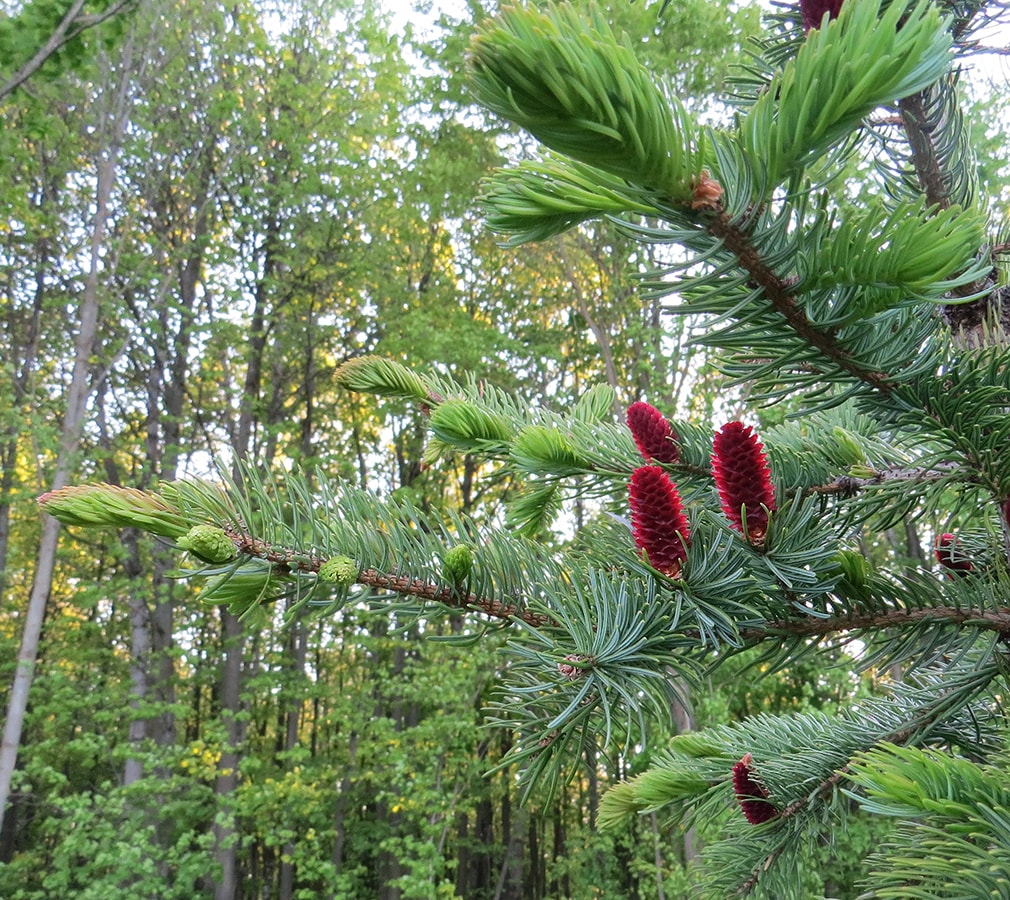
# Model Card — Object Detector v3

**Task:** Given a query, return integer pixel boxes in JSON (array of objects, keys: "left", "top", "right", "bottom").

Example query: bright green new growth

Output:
[
  {"left": 469, "top": 2, "right": 705, "bottom": 200},
  {"left": 429, "top": 398, "right": 514, "bottom": 449},
  {"left": 798, "top": 199, "right": 988, "bottom": 305},
  {"left": 849, "top": 743, "right": 1010, "bottom": 897},
  {"left": 481, "top": 156, "right": 661, "bottom": 246},
  {"left": 739, "top": 0, "right": 952, "bottom": 189},
  {"left": 201, "top": 561, "right": 280, "bottom": 621},
  {"left": 333, "top": 355, "right": 434, "bottom": 403},
  {"left": 37, "top": 483, "right": 190, "bottom": 538}
]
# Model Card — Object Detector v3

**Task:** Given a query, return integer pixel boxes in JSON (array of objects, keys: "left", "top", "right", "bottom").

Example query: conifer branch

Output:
[
  {"left": 897, "top": 84, "right": 993, "bottom": 308},
  {"left": 225, "top": 529, "right": 553, "bottom": 628},
  {"left": 754, "top": 606, "right": 1010, "bottom": 641},
  {"left": 706, "top": 209, "right": 892, "bottom": 391},
  {"left": 898, "top": 91, "right": 952, "bottom": 212},
  {"left": 735, "top": 724, "right": 926, "bottom": 896},
  {"left": 805, "top": 461, "right": 968, "bottom": 495}
]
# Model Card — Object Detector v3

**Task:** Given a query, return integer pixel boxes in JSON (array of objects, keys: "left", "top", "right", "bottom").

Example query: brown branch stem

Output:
[
  {"left": 748, "top": 605, "right": 1010, "bottom": 642},
  {"left": 706, "top": 210, "right": 892, "bottom": 393},
  {"left": 804, "top": 461, "right": 965, "bottom": 496},
  {"left": 226, "top": 530, "right": 553, "bottom": 629}
]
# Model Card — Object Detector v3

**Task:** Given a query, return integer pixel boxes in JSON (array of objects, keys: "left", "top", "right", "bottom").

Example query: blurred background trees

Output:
[{"left": 5, "top": 0, "right": 1004, "bottom": 897}]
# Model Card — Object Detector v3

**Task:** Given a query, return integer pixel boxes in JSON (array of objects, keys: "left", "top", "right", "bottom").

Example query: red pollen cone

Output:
[
  {"left": 732, "top": 753, "right": 777, "bottom": 825},
  {"left": 800, "top": 0, "right": 845, "bottom": 31},
  {"left": 629, "top": 466, "right": 690, "bottom": 576},
  {"left": 935, "top": 533, "right": 973, "bottom": 574},
  {"left": 627, "top": 402, "right": 679, "bottom": 464},
  {"left": 712, "top": 422, "right": 776, "bottom": 543}
]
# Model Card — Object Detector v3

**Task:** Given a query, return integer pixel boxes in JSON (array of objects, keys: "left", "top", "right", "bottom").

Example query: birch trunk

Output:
[{"left": 0, "top": 23, "right": 137, "bottom": 832}]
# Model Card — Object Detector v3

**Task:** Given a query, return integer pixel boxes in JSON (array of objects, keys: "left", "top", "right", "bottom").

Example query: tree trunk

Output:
[
  {"left": 494, "top": 803, "right": 528, "bottom": 900},
  {"left": 670, "top": 678, "right": 700, "bottom": 865},
  {"left": 278, "top": 608, "right": 308, "bottom": 900},
  {"left": 213, "top": 608, "right": 245, "bottom": 900},
  {"left": 0, "top": 22, "right": 136, "bottom": 832},
  {"left": 331, "top": 730, "right": 358, "bottom": 894}
]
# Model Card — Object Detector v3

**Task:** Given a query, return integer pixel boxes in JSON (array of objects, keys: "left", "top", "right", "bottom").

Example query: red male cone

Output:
[
  {"left": 732, "top": 753, "right": 778, "bottom": 825},
  {"left": 627, "top": 402, "right": 679, "bottom": 464},
  {"left": 712, "top": 422, "right": 777, "bottom": 543},
  {"left": 800, "top": 0, "right": 845, "bottom": 31},
  {"left": 629, "top": 465, "right": 690, "bottom": 577},
  {"left": 935, "top": 533, "right": 974, "bottom": 575}
]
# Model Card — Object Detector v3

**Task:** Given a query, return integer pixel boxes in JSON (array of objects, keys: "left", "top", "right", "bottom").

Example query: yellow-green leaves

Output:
[
  {"left": 482, "top": 156, "right": 660, "bottom": 246},
  {"left": 797, "top": 199, "right": 988, "bottom": 317},
  {"left": 334, "top": 356, "right": 433, "bottom": 403},
  {"left": 469, "top": 2, "right": 704, "bottom": 200},
  {"left": 38, "top": 484, "right": 190, "bottom": 538},
  {"left": 740, "top": 0, "right": 952, "bottom": 189}
]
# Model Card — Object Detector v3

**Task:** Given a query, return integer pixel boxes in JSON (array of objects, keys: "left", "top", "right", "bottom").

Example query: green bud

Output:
[
  {"left": 831, "top": 426, "right": 865, "bottom": 466},
  {"left": 834, "top": 549, "right": 868, "bottom": 588},
  {"left": 443, "top": 545, "right": 473, "bottom": 585},
  {"left": 178, "top": 525, "right": 237, "bottom": 563},
  {"left": 318, "top": 556, "right": 358, "bottom": 586}
]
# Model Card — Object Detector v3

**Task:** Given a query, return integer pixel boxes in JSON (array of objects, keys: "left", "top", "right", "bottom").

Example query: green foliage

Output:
[
  {"left": 470, "top": 1, "right": 705, "bottom": 199},
  {"left": 849, "top": 743, "right": 1010, "bottom": 897},
  {"left": 738, "top": 0, "right": 952, "bottom": 189},
  {"left": 0, "top": 785, "right": 216, "bottom": 900},
  {"left": 16, "top": 0, "right": 1010, "bottom": 896},
  {"left": 0, "top": 0, "right": 134, "bottom": 90}
]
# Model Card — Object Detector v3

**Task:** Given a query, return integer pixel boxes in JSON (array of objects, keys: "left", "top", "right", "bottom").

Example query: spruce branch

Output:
[
  {"left": 468, "top": 1, "right": 705, "bottom": 200},
  {"left": 751, "top": 605, "right": 1010, "bottom": 641},
  {"left": 220, "top": 523, "right": 557, "bottom": 629},
  {"left": 738, "top": 0, "right": 953, "bottom": 189},
  {"left": 899, "top": 90, "right": 956, "bottom": 212},
  {"left": 706, "top": 208, "right": 893, "bottom": 391}
]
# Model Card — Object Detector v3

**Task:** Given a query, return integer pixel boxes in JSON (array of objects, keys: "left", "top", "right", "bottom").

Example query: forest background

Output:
[{"left": 1, "top": 1, "right": 1008, "bottom": 898}]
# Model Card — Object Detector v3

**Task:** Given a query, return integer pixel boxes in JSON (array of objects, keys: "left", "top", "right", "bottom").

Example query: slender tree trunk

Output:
[
  {"left": 0, "top": 24, "right": 136, "bottom": 831},
  {"left": 331, "top": 730, "right": 358, "bottom": 894},
  {"left": 670, "top": 678, "right": 700, "bottom": 865},
  {"left": 213, "top": 608, "right": 245, "bottom": 900},
  {"left": 650, "top": 812, "right": 667, "bottom": 900},
  {"left": 549, "top": 801, "right": 569, "bottom": 898},
  {"left": 120, "top": 135, "right": 214, "bottom": 786},
  {"left": 278, "top": 609, "right": 308, "bottom": 900},
  {"left": 494, "top": 804, "right": 528, "bottom": 900}
]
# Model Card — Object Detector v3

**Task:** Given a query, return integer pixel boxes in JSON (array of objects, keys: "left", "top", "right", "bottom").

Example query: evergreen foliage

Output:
[{"left": 35, "top": 0, "right": 1010, "bottom": 894}]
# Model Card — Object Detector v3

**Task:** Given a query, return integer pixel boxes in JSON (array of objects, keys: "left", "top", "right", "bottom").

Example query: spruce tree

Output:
[{"left": 39, "top": 0, "right": 1010, "bottom": 894}]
